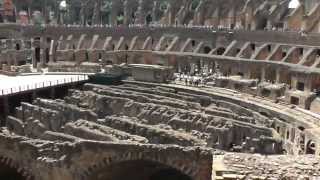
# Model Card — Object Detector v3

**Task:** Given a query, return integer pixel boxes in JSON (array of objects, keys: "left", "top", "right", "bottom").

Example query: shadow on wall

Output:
[
  {"left": 0, "top": 160, "right": 28, "bottom": 180},
  {"left": 87, "top": 160, "right": 192, "bottom": 180}
]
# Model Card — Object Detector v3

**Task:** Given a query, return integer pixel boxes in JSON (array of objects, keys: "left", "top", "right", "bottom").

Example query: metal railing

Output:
[{"left": 0, "top": 75, "right": 88, "bottom": 96}]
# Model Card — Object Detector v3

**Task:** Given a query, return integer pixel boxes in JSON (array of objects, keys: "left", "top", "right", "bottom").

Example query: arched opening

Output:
[
  {"left": 0, "top": 160, "right": 28, "bottom": 180},
  {"left": 237, "top": 72, "right": 244, "bottom": 77},
  {"left": 106, "top": 60, "right": 113, "bottom": 65},
  {"left": 98, "top": 53, "right": 102, "bottom": 60},
  {"left": 256, "top": 18, "right": 267, "bottom": 30},
  {"left": 86, "top": 160, "right": 192, "bottom": 180},
  {"left": 191, "top": 0, "right": 200, "bottom": 10},
  {"left": 146, "top": 14, "right": 153, "bottom": 25},
  {"left": 45, "top": 48, "right": 50, "bottom": 63},
  {"left": 15, "top": 43, "right": 20, "bottom": 50},
  {"left": 267, "top": 44, "right": 272, "bottom": 52},
  {"left": 203, "top": 46, "right": 212, "bottom": 54},
  {"left": 116, "top": 12, "right": 124, "bottom": 25},
  {"left": 35, "top": 47, "right": 40, "bottom": 63},
  {"left": 124, "top": 44, "right": 129, "bottom": 50},
  {"left": 85, "top": 51, "right": 89, "bottom": 61},
  {"left": 250, "top": 43, "right": 256, "bottom": 51},
  {"left": 216, "top": 47, "right": 226, "bottom": 55},
  {"left": 306, "top": 140, "right": 316, "bottom": 154}
]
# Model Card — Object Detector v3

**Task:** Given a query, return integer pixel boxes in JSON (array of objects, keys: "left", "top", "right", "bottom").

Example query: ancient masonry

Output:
[{"left": 0, "top": 0, "right": 320, "bottom": 180}]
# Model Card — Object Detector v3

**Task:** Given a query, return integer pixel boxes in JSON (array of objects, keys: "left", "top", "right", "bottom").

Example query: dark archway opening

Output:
[
  {"left": 35, "top": 47, "right": 40, "bottom": 63},
  {"left": 15, "top": 43, "right": 20, "bottom": 50},
  {"left": 217, "top": 47, "right": 226, "bottom": 55},
  {"left": 306, "top": 140, "right": 316, "bottom": 154},
  {"left": 87, "top": 160, "right": 192, "bottom": 180},
  {"left": 146, "top": 14, "right": 153, "bottom": 25},
  {"left": 257, "top": 18, "right": 268, "bottom": 30},
  {"left": 0, "top": 14, "right": 3, "bottom": 23},
  {"left": 45, "top": 48, "right": 50, "bottom": 63},
  {"left": 0, "top": 160, "right": 27, "bottom": 180},
  {"left": 150, "top": 168, "right": 192, "bottom": 180},
  {"left": 191, "top": 40, "right": 196, "bottom": 47},
  {"left": 124, "top": 44, "right": 129, "bottom": 50},
  {"left": 203, "top": 46, "right": 212, "bottom": 54},
  {"left": 116, "top": 12, "right": 124, "bottom": 25}
]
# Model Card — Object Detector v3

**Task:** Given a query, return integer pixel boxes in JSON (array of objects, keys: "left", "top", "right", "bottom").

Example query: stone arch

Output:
[
  {"left": 80, "top": 152, "right": 197, "bottom": 180},
  {"left": 306, "top": 140, "right": 316, "bottom": 154},
  {"left": 0, "top": 156, "right": 34, "bottom": 180}
]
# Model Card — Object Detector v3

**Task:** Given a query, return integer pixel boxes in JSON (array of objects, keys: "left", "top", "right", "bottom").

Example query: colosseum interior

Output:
[{"left": 0, "top": 0, "right": 320, "bottom": 179}]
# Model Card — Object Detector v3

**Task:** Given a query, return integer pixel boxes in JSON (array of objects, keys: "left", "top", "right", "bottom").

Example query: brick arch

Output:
[{"left": 80, "top": 151, "right": 197, "bottom": 180}]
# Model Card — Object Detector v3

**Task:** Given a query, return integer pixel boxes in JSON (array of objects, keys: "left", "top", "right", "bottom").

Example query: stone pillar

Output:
[
  {"left": 12, "top": 51, "right": 18, "bottom": 66},
  {"left": 49, "top": 40, "right": 56, "bottom": 63},
  {"left": 40, "top": 37, "right": 46, "bottom": 68},
  {"left": 244, "top": 68, "right": 251, "bottom": 79},
  {"left": 276, "top": 68, "right": 281, "bottom": 83},
  {"left": 304, "top": 76, "right": 312, "bottom": 92},
  {"left": 291, "top": 75, "right": 298, "bottom": 90},
  {"left": 190, "top": 62, "right": 195, "bottom": 74},
  {"left": 136, "top": 0, "right": 145, "bottom": 25},
  {"left": 39, "top": 49, "right": 45, "bottom": 68},
  {"left": 228, "top": 6, "right": 235, "bottom": 28},
  {"left": 5, "top": 51, "right": 11, "bottom": 66},
  {"left": 261, "top": 67, "right": 266, "bottom": 82},
  {"left": 123, "top": 0, "right": 130, "bottom": 25},
  {"left": 110, "top": 1, "right": 118, "bottom": 25},
  {"left": 80, "top": 2, "right": 86, "bottom": 26},
  {"left": 92, "top": 0, "right": 102, "bottom": 25},
  {"left": 177, "top": 60, "right": 182, "bottom": 73},
  {"left": 167, "top": 3, "right": 173, "bottom": 25},
  {"left": 21, "top": 40, "right": 26, "bottom": 50},
  {"left": 1, "top": 39, "right": 6, "bottom": 49},
  {"left": 152, "top": 1, "right": 158, "bottom": 23}
]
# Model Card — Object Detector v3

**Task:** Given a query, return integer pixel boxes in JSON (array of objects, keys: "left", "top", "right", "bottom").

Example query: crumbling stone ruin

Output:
[
  {"left": 0, "top": 0, "right": 319, "bottom": 180},
  {"left": 1, "top": 81, "right": 319, "bottom": 180}
]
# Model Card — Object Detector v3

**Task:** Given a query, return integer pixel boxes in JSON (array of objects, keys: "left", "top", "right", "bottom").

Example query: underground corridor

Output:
[
  {"left": 0, "top": 160, "right": 28, "bottom": 180},
  {"left": 87, "top": 160, "right": 193, "bottom": 180}
]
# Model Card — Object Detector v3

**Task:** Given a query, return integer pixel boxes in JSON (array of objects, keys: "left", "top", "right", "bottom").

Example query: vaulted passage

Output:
[
  {"left": 150, "top": 168, "right": 192, "bottom": 180},
  {"left": 87, "top": 160, "right": 192, "bottom": 180},
  {"left": 0, "top": 161, "right": 26, "bottom": 180}
]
